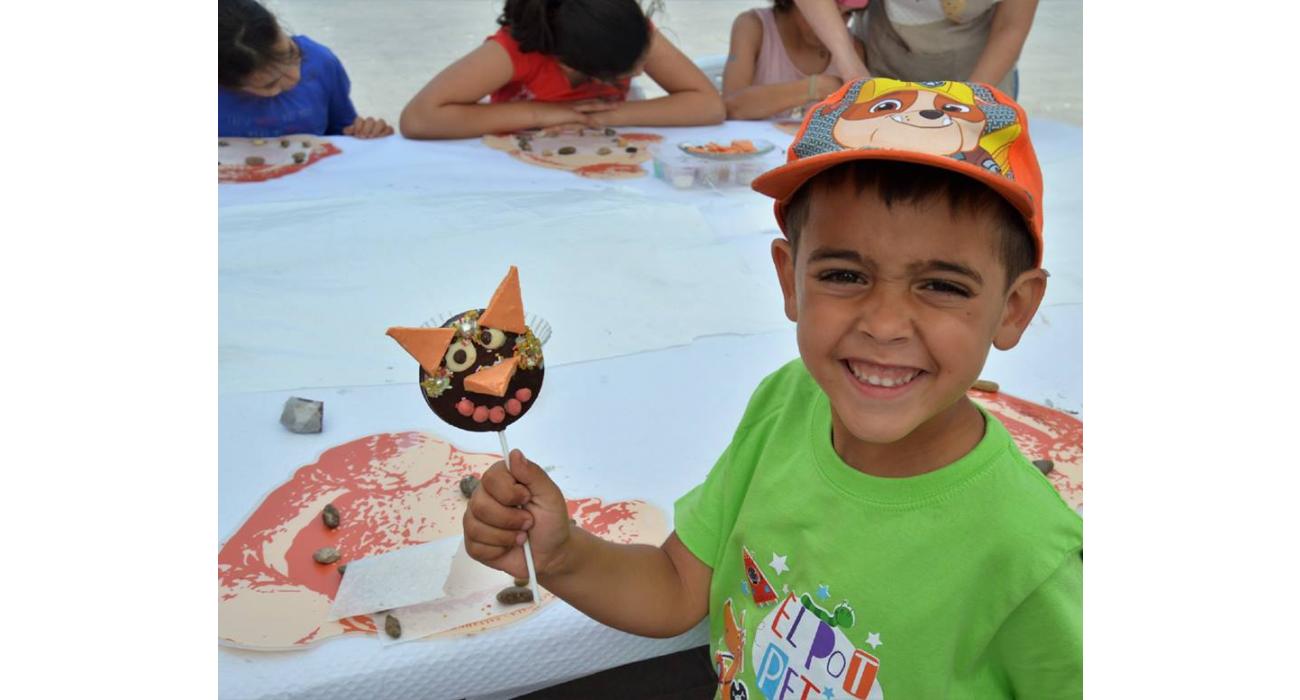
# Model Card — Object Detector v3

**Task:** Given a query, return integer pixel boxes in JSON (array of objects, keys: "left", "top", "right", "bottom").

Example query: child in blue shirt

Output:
[{"left": 218, "top": 0, "right": 392, "bottom": 139}]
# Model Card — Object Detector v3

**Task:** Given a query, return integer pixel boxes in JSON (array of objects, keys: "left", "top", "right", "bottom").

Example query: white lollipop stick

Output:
[{"left": 498, "top": 430, "right": 541, "bottom": 606}]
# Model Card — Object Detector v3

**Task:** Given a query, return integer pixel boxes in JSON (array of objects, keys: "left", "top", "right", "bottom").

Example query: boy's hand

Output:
[
  {"left": 463, "top": 449, "right": 572, "bottom": 581},
  {"left": 342, "top": 116, "right": 394, "bottom": 138}
]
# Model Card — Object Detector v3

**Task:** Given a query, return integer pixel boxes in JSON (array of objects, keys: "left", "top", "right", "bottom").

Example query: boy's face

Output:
[{"left": 772, "top": 179, "right": 1046, "bottom": 465}]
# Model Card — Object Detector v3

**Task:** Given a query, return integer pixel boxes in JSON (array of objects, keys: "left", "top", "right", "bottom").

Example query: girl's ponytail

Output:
[{"left": 499, "top": 0, "right": 556, "bottom": 55}]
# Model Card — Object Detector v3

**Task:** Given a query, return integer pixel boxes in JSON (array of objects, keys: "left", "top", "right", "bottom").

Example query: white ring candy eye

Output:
[
  {"left": 870, "top": 99, "right": 902, "bottom": 112},
  {"left": 445, "top": 340, "right": 477, "bottom": 372},
  {"left": 478, "top": 327, "right": 506, "bottom": 350}
]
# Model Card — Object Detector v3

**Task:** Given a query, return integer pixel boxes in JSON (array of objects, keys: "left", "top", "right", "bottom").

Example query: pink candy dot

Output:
[
  {"left": 515, "top": 388, "right": 533, "bottom": 403},
  {"left": 505, "top": 399, "right": 522, "bottom": 416},
  {"left": 489, "top": 406, "right": 506, "bottom": 423},
  {"left": 472, "top": 406, "right": 489, "bottom": 423},
  {"left": 456, "top": 399, "right": 475, "bottom": 416}
]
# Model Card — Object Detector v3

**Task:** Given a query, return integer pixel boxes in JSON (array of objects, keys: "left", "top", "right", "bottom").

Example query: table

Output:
[{"left": 219, "top": 119, "right": 1082, "bottom": 700}]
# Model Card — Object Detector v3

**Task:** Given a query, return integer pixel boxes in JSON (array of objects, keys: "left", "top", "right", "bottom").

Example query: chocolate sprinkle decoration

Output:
[
  {"left": 597, "top": 147, "right": 611, "bottom": 155},
  {"left": 384, "top": 614, "right": 402, "bottom": 639},
  {"left": 625, "top": 146, "right": 638, "bottom": 153},
  {"left": 313, "top": 547, "right": 341, "bottom": 564},
  {"left": 280, "top": 139, "right": 291, "bottom": 148},
  {"left": 1033, "top": 459, "right": 1054, "bottom": 475},
  {"left": 971, "top": 379, "right": 999, "bottom": 393},
  {"left": 292, "top": 152, "right": 306, "bottom": 164},
  {"left": 513, "top": 577, "right": 529, "bottom": 588},
  {"left": 557, "top": 146, "right": 576, "bottom": 155},
  {"left": 244, "top": 156, "right": 266, "bottom": 166},
  {"left": 322, "top": 503, "right": 340, "bottom": 529},
  {"left": 338, "top": 563, "right": 348, "bottom": 575},
  {"left": 604, "top": 127, "right": 617, "bottom": 136},
  {"left": 496, "top": 586, "right": 534, "bottom": 605}
]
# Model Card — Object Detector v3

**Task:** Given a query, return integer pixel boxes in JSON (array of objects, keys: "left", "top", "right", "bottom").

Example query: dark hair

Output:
[
  {"left": 498, "top": 0, "right": 651, "bottom": 82},
  {"left": 218, "top": 0, "right": 296, "bottom": 89},
  {"left": 783, "top": 161, "right": 1036, "bottom": 287},
  {"left": 772, "top": 0, "right": 796, "bottom": 12}
]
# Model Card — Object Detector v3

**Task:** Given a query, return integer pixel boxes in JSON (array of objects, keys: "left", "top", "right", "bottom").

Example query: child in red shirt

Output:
[{"left": 401, "top": 0, "right": 724, "bottom": 139}]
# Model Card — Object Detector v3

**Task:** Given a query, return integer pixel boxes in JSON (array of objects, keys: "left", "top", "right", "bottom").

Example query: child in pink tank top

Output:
[{"left": 722, "top": 0, "right": 867, "bottom": 121}]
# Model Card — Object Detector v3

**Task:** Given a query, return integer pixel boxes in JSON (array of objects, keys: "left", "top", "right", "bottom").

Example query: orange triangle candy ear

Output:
[
  {"left": 463, "top": 356, "right": 520, "bottom": 397},
  {"left": 386, "top": 327, "right": 456, "bottom": 376},
  {"left": 478, "top": 266, "right": 527, "bottom": 333}
]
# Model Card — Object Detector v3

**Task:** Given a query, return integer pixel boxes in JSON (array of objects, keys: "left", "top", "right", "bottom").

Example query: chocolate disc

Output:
[{"left": 417, "top": 309, "right": 544, "bottom": 432}]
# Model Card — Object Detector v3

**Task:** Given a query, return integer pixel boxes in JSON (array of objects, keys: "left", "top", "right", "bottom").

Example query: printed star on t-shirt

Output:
[
  {"left": 821, "top": 686, "right": 836, "bottom": 699},
  {"left": 769, "top": 553, "right": 789, "bottom": 575},
  {"left": 865, "top": 632, "right": 883, "bottom": 649},
  {"left": 816, "top": 584, "right": 830, "bottom": 600}
]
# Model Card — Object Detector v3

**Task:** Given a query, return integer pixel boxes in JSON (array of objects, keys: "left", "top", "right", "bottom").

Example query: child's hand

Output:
[
  {"left": 569, "top": 98, "right": 620, "bottom": 115},
  {"left": 530, "top": 102, "right": 589, "bottom": 129},
  {"left": 463, "top": 449, "right": 572, "bottom": 581},
  {"left": 342, "top": 116, "right": 395, "bottom": 139},
  {"left": 813, "top": 74, "right": 844, "bottom": 101}
]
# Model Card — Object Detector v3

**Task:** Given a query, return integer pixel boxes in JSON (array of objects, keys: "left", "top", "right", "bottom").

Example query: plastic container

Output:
[{"left": 651, "top": 141, "right": 782, "bottom": 190}]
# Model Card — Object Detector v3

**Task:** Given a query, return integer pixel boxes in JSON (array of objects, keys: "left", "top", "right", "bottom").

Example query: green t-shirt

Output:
[{"left": 675, "top": 359, "right": 1082, "bottom": 700}]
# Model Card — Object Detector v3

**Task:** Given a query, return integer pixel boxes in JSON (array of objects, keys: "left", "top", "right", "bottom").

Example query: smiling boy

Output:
[{"left": 464, "top": 78, "right": 1082, "bottom": 699}]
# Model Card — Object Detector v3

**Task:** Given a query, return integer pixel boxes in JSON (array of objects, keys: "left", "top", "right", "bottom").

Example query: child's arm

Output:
[
  {"left": 581, "top": 30, "right": 725, "bottom": 129},
  {"left": 465, "top": 450, "right": 712, "bottom": 638},
  {"left": 720, "top": 11, "right": 846, "bottom": 120},
  {"left": 967, "top": 0, "right": 1038, "bottom": 87},
  {"left": 793, "top": 0, "right": 869, "bottom": 79},
  {"left": 992, "top": 552, "right": 1082, "bottom": 698},
  {"left": 324, "top": 47, "right": 361, "bottom": 136},
  {"left": 399, "top": 42, "right": 590, "bottom": 140}
]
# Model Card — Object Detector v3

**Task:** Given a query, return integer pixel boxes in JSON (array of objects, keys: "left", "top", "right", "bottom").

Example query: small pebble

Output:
[
  {"left": 1033, "top": 459, "right": 1054, "bottom": 475},
  {"left": 292, "top": 152, "right": 306, "bottom": 164},
  {"left": 513, "top": 577, "right": 529, "bottom": 587},
  {"left": 496, "top": 586, "right": 534, "bottom": 605},
  {"left": 313, "top": 547, "right": 341, "bottom": 564},
  {"left": 597, "top": 147, "right": 611, "bottom": 155},
  {"left": 244, "top": 156, "right": 266, "bottom": 166},
  {"left": 459, "top": 475, "right": 481, "bottom": 497},
  {"left": 557, "top": 146, "right": 576, "bottom": 155},
  {"left": 971, "top": 379, "right": 1000, "bottom": 393},
  {"left": 321, "top": 503, "right": 341, "bottom": 529},
  {"left": 384, "top": 614, "right": 402, "bottom": 639}
]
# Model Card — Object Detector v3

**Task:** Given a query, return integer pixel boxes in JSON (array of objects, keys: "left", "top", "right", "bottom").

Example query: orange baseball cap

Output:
[{"left": 752, "top": 77, "right": 1045, "bottom": 266}]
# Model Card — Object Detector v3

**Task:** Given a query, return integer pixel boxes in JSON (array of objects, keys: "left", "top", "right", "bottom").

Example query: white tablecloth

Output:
[{"left": 218, "top": 119, "right": 1082, "bottom": 700}]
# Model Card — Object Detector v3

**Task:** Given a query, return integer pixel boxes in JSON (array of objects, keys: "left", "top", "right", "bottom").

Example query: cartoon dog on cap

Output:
[{"left": 827, "top": 79, "right": 1020, "bottom": 176}]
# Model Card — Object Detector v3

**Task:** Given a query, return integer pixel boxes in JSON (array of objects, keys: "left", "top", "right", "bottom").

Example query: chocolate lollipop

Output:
[
  {"left": 386, "top": 266, "right": 544, "bottom": 602},
  {"left": 387, "top": 267, "right": 545, "bottom": 431}
]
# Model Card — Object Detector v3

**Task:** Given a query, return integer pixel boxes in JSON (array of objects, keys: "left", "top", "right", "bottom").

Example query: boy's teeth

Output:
[{"left": 848, "top": 362, "right": 918, "bottom": 387}]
